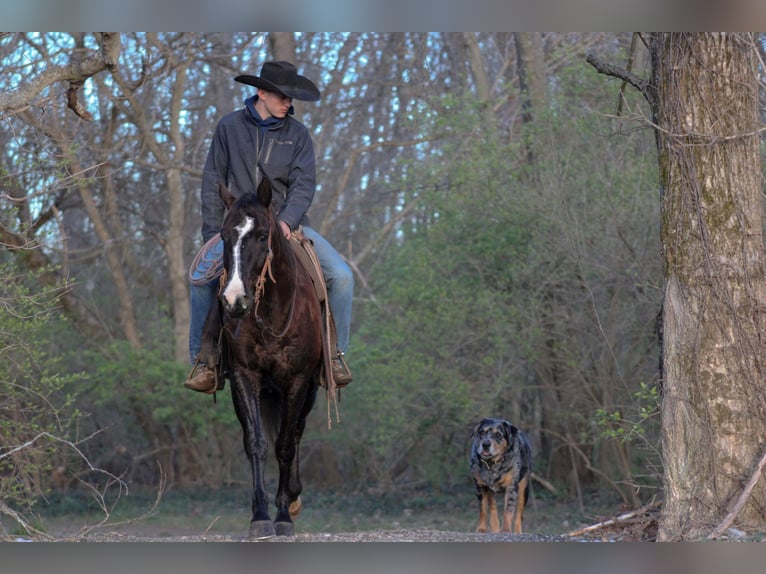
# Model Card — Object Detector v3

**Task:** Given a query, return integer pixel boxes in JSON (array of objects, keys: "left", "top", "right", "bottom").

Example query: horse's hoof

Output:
[
  {"left": 288, "top": 496, "right": 303, "bottom": 519},
  {"left": 249, "top": 520, "right": 276, "bottom": 540},
  {"left": 274, "top": 521, "right": 295, "bottom": 537}
]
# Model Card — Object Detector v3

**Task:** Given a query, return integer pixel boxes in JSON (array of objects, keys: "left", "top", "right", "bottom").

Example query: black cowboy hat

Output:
[{"left": 235, "top": 60, "right": 320, "bottom": 102}]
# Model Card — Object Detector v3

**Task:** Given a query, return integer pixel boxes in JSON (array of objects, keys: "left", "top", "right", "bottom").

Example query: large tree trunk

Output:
[
  {"left": 651, "top": 33, "right": 766, "bottom": 540},
  {"left": 464, "top": 32, "right": 491, "bottom": 101},
  {"left": 166, "top": 61, "right": 191, "bottom": 363},
  {"left": 514, "top": 32, "right": 547, "bottom": 164}
]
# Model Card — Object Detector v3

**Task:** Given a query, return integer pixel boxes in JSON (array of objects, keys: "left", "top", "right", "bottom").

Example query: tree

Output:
[
  {"left": 0, "top": 33, "right": 122, "bottom": 342},
  {"left": 653, "top": 32, "right": 766, "bottom": 541},
  {"left": 590, "top": 32, "right": 766, "bottom": 540}
]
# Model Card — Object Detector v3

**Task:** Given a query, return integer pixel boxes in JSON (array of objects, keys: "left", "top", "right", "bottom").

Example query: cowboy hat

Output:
[{"left": 235, "top": 60, "right": 320, "bottom": 102}]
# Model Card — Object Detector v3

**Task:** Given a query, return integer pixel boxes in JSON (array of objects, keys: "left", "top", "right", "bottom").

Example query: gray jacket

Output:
[{"left": 200, "top": 101, "right": 316, "bottom": 243}]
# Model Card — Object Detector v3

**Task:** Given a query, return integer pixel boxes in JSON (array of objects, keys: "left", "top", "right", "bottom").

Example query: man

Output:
[{"left": 185, "top": 60, "right": 353, "bottom": 393}]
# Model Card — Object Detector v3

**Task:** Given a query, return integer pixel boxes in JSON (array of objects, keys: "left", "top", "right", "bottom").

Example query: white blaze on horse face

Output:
[{"left": 222, "top": 216, "right": 254, "bottom": 307}]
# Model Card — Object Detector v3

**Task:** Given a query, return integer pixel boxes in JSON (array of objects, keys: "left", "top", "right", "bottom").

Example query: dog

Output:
[{"left": 470, "top": 417, "right": 532, "bottom": 534}]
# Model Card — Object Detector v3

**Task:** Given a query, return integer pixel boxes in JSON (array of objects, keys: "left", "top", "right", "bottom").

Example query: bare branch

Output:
[
  {"left": 61, "top": 465, "right": 166, "bottom": 541},
  {"left": 566, "top": 500, "right": 660, "bottom": 538},
  {"left": 0, "top": 32, "right": 121, "bottom": 119},
  {"left": 1, "top": 432, "right": 123, "bottom": 488},
  {"left": 586, "top": 52, "right": 652, "bottom": 104},
  {"left": 707, "top": 448, "right": 766, "bottom": 539},
  {"left": 66, "top": 80, "right": 91, "bottom": 120},
  {"left": 0, "top": 500, "right": 52, "bottom": 540}
]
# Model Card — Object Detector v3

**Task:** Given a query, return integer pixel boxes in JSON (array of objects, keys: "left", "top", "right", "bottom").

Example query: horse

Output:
[{"left": 217, "top": 176, "right": 324, "bottom": 539}]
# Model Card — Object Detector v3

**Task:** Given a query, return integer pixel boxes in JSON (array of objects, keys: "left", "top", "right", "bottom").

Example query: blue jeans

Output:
[
  {"left": 188, "top": 279, "right": 218, "bottom": 364},
  {"left": 302, "top": 226, "right": 354, "bottom": 356},
  {"left": 188, "top": 226, "right": 354, "bottom": 363}
]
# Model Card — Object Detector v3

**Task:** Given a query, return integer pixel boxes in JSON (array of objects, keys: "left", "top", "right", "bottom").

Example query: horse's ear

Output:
[
  {"left": 219, "top": 182, "right": 236, "bottom": 209},
  {"left": 256, "top": 176, "right": 273, "bottom": 208}
]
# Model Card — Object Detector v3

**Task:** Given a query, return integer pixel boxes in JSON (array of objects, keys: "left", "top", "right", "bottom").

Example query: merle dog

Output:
[{"left": 470, "top": 418, "right": 532, "bottom": 533}]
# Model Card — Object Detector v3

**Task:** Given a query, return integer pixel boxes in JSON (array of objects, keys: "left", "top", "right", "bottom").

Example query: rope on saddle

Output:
[
  {"left": 289, "top": 229, "right": 340, "bottom": 428},
  {"left": 189, "top": 233, "right": 224, "bottom": 286}
]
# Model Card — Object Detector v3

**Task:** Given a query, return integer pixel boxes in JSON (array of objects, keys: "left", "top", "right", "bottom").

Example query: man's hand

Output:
[{"left": 279, "top": 220, "right": 291, "bottom": 240}]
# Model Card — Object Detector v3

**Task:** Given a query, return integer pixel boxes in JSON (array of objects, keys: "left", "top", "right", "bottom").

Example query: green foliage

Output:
[
  {"left": 595, "top": 382, "right": 660, "bottom": 444},
  {"left": 0, "top": 264, "right": 82, "bottom": 514},
  {"left": 343, "top": 51, "right": 662, "bottom": 501},
  {"left": 74, "top": 340, "right": 243, "bottom": 487},
  {"left": 339, "top": 98, "right": 536, "bottom": 488}
]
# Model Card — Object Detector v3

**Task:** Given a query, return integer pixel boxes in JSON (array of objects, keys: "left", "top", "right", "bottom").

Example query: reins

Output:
[
  {"left": 251, "top": 222, "right": 275, "bottom": 319},
  {"left": 251, "top": 217, "right": 298, "bottom": 339}
]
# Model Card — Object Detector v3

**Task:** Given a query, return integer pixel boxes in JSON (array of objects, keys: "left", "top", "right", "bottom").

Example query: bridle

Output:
[
  {"left": 251, "top": 221, "right": 275, "bottom": 319},
  {"left": 248, "top": 213, "right": 298, "bottom": 339}
]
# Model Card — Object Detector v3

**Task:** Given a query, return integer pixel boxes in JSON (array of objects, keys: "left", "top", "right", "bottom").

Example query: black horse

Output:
[{"left": 218, "top": 177, "right": 323, "bottom": 539}]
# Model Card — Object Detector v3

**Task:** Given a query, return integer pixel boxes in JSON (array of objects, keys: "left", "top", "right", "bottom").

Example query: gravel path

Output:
[{"left": 43, "top": 528, "right": 571, "bottom": 542}]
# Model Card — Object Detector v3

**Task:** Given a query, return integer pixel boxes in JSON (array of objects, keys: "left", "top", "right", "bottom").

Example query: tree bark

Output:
[
  {"left": 515, "top": 32, "right": 548, "bottom": 164},
  {"left": 651, "top": 33, "right": 766, "bottom": 540},
  {"left": 514, "top": 33, "right": 547, "bottom": 120},
  {"left": 463, "top": 33, "right": 490, "bottom": 102},
  {"left": 268, "top": 32, "right": 296, "bottom": 61},
  {"left": 166, "top": 61, "right": 191, "bottom": 363},
  {"left": 269, "top": 32, "right": 303, "bottom": 117}
]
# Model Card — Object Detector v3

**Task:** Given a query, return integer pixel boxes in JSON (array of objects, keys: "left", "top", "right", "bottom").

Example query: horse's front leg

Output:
[
  {"left": 272, "top": 379, "right": 315, "bottom": 536},
  {"left": 231, "top": 372, "right": 272, "bottom": 540}
]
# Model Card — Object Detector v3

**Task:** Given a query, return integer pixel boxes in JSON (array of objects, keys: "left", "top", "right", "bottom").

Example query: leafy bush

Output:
[
  {"left": 74, "top": 340, "right": 244, "bottom": 489},
  {"left": 0, "top": 264, "right": 82, "bottom": 522}
]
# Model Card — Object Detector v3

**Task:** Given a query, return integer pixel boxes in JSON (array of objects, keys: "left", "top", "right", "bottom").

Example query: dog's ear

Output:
[
  {"left": 502, "top": 420, "right": 518, "bottom": 442},
  {"left": 472, "top": 418, "right": 493, "bottom": 438}
]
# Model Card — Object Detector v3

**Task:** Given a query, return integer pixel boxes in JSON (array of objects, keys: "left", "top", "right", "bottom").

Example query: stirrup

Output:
[
  {"left": 185, "top": 361, "right": 222, "bottom": 394},
  {"left": 332, "top": 351, "right": 352, "bottom": 387}
]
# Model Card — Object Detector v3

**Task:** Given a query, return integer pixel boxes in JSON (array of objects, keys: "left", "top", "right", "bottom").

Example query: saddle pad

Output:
[
  {"left": 289, "top": 231, "right": 326, "bottom": 303},
  {"left": 189, "top": 233, "right": 224, "bottom": 286}
]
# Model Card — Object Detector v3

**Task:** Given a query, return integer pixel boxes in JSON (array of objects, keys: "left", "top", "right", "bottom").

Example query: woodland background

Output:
[{"left": 0, "top": 32, "right": 682, "bottom": 525}]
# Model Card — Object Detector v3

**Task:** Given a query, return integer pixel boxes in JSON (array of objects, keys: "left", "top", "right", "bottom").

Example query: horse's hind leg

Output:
[
  {"left": 232, "top": 374, "right": 273, "bottom": 540},
  {"left": 273, "top": 427, "right": 300, "bottom": 537},
  {"left": 285, "top": 383, "right": 317, "bottom": 521},
  {"left": 288, "top": 496, "right": 302, "bottom": 520},
  {"left": 277, "top": 428, "right": 303, "bottom": 528}
]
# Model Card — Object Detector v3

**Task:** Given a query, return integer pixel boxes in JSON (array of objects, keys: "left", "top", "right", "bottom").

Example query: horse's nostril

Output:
[{"left": 222, "top": 295, "right": 250, "bottom": 317}]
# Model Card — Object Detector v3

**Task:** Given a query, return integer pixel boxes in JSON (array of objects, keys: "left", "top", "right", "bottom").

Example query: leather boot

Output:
[
  {"left": 331, "top": 353, "right": 353, "bottom": 387},
  {"left": 184, "top": 364, "right": 218, "bottom": 394}
]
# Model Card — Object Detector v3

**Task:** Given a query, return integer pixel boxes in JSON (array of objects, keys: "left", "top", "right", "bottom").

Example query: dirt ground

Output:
[
  {"left": 43, "top": 528, "right": 565, "bottom": 542},
  {"left": 13, "top": 506, "right": 659, "bottom": 542},
  {"left": 6, "top": 489, "right": 663, "bottom": 543}
]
